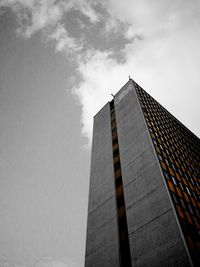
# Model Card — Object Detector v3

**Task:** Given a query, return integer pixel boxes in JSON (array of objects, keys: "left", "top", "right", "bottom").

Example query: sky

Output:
[{"left": 0, "top": 0, "right": 199, "bottom": 267}]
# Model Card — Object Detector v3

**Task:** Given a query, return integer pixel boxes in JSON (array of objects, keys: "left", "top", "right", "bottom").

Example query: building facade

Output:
[{"left": 85, "top": 79, "right": 200, "bottom": 267}]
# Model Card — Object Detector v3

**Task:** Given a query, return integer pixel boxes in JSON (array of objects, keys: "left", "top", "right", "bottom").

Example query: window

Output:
[
  {"left": 188, "top": 204, "right": 194, "bottom": 215},
  {"left": 164, "top": 171, "right": 170, "bottom": 180},
  {"left": 171, "top": 192, "right": 178, "bottom": 204},
  {"left": 111, "top": 121, "right": 117, "bottom": 129},
  {"left": 172, "top": 176, "right": 177, "bottom": 186},
  {"left": 176, "top": 187, "right": 182, "bottom": 197},
  {"left": 113, "top": 148, "right": 119, "bottom": 157},
  {"left": 186, "top": 186, "right": 191, "bottom": 196},
  {"left": 176, "top": 172, "right": 181, "bottom": 181},
  {"left": 176, "top": 204, "right": 185, "bottom": 220},
  {"left": 179, "top": 182, "right": 184, "bottom": 191},
  {"left": 116, "top": 185, "right": 123, "bottom": 197},
  {"left": 114, "top": 155, "right": 120, "bottom": 165},
  {"left": 118, "top": 216, "right": 128, "bottom": 232},
  {"left": 118, "top": 206, "right": 126, "bottom": 219},
  {"left": 115, "top": 169, "right": 122, "bottom": 178},
  {"left": 172, "top": 164, "right": 176, "bottom": 172},
  {"left": 183, "top": 192, "right": 190, "bottom": 203},
  {"left": 185, "top": 211, "right": 193, "bottom": 224},
  {"left": 120, "top": 229, "right": 128, "bottom": 242},
  {"left": 113, "top": 143, "right": 119, "bottom": 152},
  {"left": 161, "top": 162, "right": 167, "bottom": 170},
  {"left": 113, "top": 136, "right": 118, "bottom": 145},
  {"left": 114, "top": 162, "right": 121, "bottom": 172},
  {"left": 180, "top": 198, "right": 186, "bottom": 210},
  {"left": 116, "top": 176, "right": 122, "bottom": 187},
  {"left": 169, "top": 168, "right": 175, "bottom": 176},
  {"left": 167, "top": 180, "right": 175, "bottom": 192},
  {"left": 195, "top": 208, "right": 200, "bottom": 218},
  {"left": 112, "top": 128, "right": 117, "bottom": 135}
]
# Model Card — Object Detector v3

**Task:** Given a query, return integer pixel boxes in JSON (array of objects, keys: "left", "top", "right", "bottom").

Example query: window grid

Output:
[{"left": 134, "top": 82, "right": 200, "bottom": 264}]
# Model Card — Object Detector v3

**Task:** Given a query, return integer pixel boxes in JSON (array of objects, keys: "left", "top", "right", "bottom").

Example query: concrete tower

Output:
[{"left": 85, "top": 79, "right": 200, "bottom": 267}]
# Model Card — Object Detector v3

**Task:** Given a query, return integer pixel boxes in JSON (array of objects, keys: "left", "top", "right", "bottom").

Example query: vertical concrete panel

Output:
[
  {"left": 85, "top": 103, "right": 120, "bottom": 267},
  {"left": 114, "top": 81, "right": 190, "bottom": 266}
]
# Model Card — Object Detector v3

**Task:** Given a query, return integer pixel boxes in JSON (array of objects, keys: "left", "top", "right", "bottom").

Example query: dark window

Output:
[
  {"left": 180, "top": 198, "right": 186, "bottom": 210},
  {"left": 114, "top": 162, "right": 121, "bottom": 172},
  {"left": 113, "top": 148, "right": 119, "bottom": 157},
  {"left": 171, "top": 192, "right": 179, "bottom": 204},
  {"left": 118, "top": 216, "right": 127, "bottom": 231},
  {"left": 112, "top": 128, "right": 117, "bottom": 135},
  {"left": 117, "top": 195, "right": 124, "bottom": 208},
  {"left": 113, "top": 137, "right": 118, "bottom": 145},
  {"left": 115, "top": 176, "right": 122, "bottom": 187}
]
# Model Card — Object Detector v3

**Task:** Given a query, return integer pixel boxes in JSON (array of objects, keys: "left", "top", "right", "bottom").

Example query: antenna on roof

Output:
[
  {"left": 111, "top": 94, "right": 114, "bottom": 98},
  {"left": 129, "top": 75, "right": 131, "bottom": 80}
]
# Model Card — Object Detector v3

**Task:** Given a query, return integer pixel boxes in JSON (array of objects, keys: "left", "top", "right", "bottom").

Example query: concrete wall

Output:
[
  {"left": 85, "top": 103, "right": 120, "bottom": 267},
  {"left": 114, "top": 80, "right": 190, "bottom": 267}
]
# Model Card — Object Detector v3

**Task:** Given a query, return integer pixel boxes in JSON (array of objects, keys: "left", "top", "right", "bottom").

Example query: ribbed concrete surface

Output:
[
  {"left": 85, "top": 103, "right": 120, "bottom": 267},
  {"left": 114, "top": 80, "right": 190, "bottom": 267}
]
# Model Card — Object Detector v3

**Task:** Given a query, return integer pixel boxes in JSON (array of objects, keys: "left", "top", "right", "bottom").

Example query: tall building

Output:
[{"left": 85, "top": 79, "right": 200, "bottom": 267}]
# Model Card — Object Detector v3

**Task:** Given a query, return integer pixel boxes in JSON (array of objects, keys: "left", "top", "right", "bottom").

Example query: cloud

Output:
[
  {"left": 72, "top": 0, "right": 200, "bottom": 142},
  {"left": 49, "top": 24, "right": 83, "bottom": 54},
  {"left": 0, "top": 258, "right": 26, "bottom": 267},
  {"left": 0, "top": 258, "right": 80, "bottom": 267},
  {"left": 75, "top": 0, "right": 99, "bottom": 23},
  {"left": 72, "top": 50, "right": 129, "bottom": 142},
  {"left": 32, "top": 258, "right": 80, "bottom": 267},
  {"left": 0, "top": 0, "right": 132, "bottom": 138},
  {"left": 1, "top": 0, "right": 200, "bottom": 145},
  {"left": 0, "top": 0, "right": 100, "bottom": 38},
  {"left": 0, "top": 0, "right": 64, "bottom": 37}
]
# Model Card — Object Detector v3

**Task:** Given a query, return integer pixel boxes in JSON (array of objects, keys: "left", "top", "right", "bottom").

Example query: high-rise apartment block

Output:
[{"left": 85, "top": 79, "right": 200, "bottom": 267}]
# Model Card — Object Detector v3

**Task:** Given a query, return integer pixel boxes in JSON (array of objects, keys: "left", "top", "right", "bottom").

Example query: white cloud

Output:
[
  {"left": 75, "top": 0, "right": 99, "bottom": 23},
  {"left": 0, "top": 258, "right": 26, "bottom": 267},
  {"left": 0, "top": 0, "right": 103, "bottom": 59},
  {"left": 73, "top": 0, "right": 200, "bottom": 142},
  {"left": 32, "top": 258, "right": 80, "bottom": 267},
  {"left": 1, "top": 0, "right": 199, "bottom": 144},
  {"left": 0, "top": 0, "right": 99, "bottom": 38},
  {"left": 49, "top": 24, "right": 83, "bottom": 54},
  {"left": 0, "top": 0, "right": 65, "bottom": 37},
  {"left": 72, "top": 50, "right": 129, "bottom": 142},
  {"left": 0, "top": 258, "right": 80, "bottom": 267}
]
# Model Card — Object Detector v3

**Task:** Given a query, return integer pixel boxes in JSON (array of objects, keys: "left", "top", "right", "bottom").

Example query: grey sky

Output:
[{"left": 0, "top": 1, "right": 200, "bottom": 267}]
